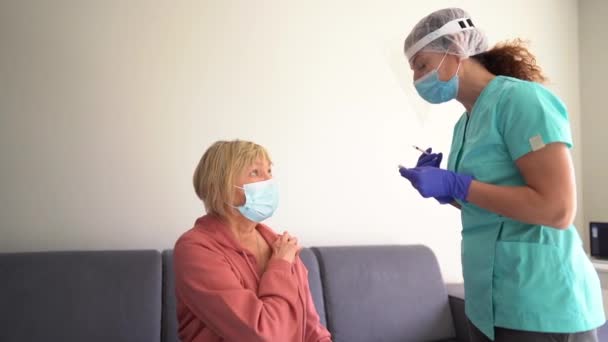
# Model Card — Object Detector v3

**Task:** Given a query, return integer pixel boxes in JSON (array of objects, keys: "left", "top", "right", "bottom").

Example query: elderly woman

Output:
[{"left": 174, "top": 139, "right": 331, "bottom": 342}]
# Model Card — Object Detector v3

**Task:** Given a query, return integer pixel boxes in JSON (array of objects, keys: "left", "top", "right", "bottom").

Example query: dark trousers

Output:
[{"left": 467, "top": 320, "right": 598, "bottom": 342}]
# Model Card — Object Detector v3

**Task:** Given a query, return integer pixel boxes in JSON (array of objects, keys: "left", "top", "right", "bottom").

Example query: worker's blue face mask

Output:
[
  {"left": 234, "top": 179, "right": 279, "bottom": 222},
  {"left": 414, "top": 54, "right": 460, "bottom": 104}
]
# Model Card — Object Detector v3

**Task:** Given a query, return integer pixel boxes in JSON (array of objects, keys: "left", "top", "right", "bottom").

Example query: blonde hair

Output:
[{"left": 193, "top": 140, "right": 272, "bottom": 217}]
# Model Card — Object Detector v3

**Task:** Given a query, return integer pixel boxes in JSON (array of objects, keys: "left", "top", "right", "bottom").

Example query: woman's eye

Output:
[{"left": 250, "top": 170, "right": 258, "bottom": 176}]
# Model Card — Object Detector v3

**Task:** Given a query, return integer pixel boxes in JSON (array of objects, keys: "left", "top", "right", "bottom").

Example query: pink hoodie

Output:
[{"left": 173, "top": 215, "right": 332, "bottom": 342}]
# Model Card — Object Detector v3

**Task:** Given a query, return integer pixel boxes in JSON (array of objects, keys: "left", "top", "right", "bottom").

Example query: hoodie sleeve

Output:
[
  {"left": 300, "top": 263, "right": 332, "bottom": 342},
  {"left": 174, "top": 240, "right": 301, "bottom": 342}
]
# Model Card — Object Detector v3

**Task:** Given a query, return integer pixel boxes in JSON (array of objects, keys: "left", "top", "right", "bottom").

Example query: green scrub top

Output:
[{"left": 446, "top": 76, "right": 605, "bottom": 340}]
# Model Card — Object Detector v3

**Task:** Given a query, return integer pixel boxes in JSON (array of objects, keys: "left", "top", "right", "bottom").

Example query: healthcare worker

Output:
[{"left": 399, "top": 8, "right": 605, "bottom": 342}]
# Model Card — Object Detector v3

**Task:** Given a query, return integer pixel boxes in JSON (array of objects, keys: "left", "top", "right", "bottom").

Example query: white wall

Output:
[
  {"left": 0, "top": 0, "right": 581, "bottom": 282},
  {"left": 580, "top": 0, "right": 608, "bottom": 249}
]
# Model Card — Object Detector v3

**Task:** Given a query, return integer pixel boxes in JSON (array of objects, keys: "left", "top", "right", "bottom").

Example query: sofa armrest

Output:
[{"left": 447, "top": 283, "right": 470, "bottom": 342}]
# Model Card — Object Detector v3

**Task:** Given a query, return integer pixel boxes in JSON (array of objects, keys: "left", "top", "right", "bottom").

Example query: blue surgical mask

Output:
[
  {"left": 414, "top": 54, "right": 460, "bottom": 104},
  {"left": 234, "top": 178, "right": 279, "bottom": 222}
]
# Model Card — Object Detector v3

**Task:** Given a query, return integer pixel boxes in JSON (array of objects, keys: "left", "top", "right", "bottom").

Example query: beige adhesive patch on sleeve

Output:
[{"left": 529, "top": 134, "right": 546, "bottom": 151}]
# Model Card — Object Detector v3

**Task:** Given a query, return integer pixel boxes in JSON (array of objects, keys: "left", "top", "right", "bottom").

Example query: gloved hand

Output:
[
  {"left": 413, "top": 148, "right": 451, "bottom": 204},
  {"left": 399, "top": 166, "right": 474, "bottom": 202},
  {"left": 416, "top": 148, "right": 443, "bottom": 168}
]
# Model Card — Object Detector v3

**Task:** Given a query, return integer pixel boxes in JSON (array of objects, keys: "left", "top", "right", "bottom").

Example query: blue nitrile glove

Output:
[
  {"left": 414, "top": 148, "right": 451, "bottom": 204},
  {"left": 399, "top": 166, "right": 474, "bottom": 202},
  {"left": 416, "top": 148, "right": 443, "bottom": 168}
]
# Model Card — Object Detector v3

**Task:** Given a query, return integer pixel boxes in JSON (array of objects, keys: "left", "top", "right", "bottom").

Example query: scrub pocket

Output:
[{"left": 493, "top": 241, "right": 575, "bottom": 321}]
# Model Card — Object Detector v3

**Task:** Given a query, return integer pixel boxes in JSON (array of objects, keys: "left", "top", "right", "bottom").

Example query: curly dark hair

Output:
[{"left": 471, "top": 39, "right": 547, "bottom": 83}]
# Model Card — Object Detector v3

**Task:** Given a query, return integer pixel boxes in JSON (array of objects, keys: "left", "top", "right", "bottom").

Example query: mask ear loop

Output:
[
  {"left": 438, "top": 52, "right": 462, "bottom": 81},
  {"left": 453, "top": 60, "right": 462, "bottom": 78},
  {"left": 436, "top": 52, "right": 449, "bottom": 71}
]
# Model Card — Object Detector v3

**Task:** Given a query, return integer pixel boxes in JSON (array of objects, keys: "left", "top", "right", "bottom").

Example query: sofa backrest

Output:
[
  {"left": 0, "top": 245, "right": 454, "bottom": 342},
  {"left": 162, "top": 250, "right": 179, "bottom": 342},
  {"left": 299, "top": 248, "right": 327, "bottom": 327},
  {"left": 0, "top": 250, "right": 162, "bottom": 342},
  {"left": 312, "top": 245, "right": 455, "bottom": 342}
]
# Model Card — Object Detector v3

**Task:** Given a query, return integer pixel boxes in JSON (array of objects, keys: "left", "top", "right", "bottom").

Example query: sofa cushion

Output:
[
  {"left": 300, "top": 247, "right": 327, "bottom": 328},
  {"left": 0, "top": 250, "right": 162, "bottom": 342},
  {"left": 313, "top": 245, "right": 455, "bottom": 342}
]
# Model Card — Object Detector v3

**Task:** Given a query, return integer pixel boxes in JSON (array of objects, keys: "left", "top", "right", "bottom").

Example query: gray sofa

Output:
[{"left": 0, "top": 245, "right": 605, "bottom": 342}]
